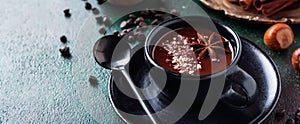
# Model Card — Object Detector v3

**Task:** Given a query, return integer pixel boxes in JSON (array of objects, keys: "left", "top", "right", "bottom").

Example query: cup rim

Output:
[{"left": 144, "top": 16, "right": 242, "bottom": 80}]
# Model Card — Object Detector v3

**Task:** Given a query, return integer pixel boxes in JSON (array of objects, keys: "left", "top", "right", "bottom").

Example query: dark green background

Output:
[{"left": 0, "top": 0, "right": 299, "bottom": 123}]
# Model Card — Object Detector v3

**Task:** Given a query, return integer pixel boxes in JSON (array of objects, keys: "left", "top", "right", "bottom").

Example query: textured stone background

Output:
[{"left": 0, "top": 0, "right": 117, "bottom": 123}]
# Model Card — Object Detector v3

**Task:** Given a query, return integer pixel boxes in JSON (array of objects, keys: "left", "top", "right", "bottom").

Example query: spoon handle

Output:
[{"left": 121, "top": 69, "right": 158, "bottom": 124}]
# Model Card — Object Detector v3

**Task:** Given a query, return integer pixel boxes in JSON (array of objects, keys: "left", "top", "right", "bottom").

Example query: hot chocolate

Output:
[{"left": 152, "top": 27, "right": 234, "bottom": 76}]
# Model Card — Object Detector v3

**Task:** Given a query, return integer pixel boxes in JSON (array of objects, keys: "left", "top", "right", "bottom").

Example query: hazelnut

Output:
[
  {"left": 292, "top": 48, "right": 300, "bottom": 72},
  {"left": 264, "top": 23, "right": 294, "bottom": 51}
]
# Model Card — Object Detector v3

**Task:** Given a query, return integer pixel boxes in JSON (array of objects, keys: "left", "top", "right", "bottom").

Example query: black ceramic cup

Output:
[{"left": 144, "top": 16, "right": 257, "bottom": 114}]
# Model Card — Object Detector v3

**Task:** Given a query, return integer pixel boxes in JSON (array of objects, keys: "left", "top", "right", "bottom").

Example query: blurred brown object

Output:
[
  {"left": 253, "top": 0, "right": 298, "bottom": 16},
  {"left": 239, "top": 0, "right": 253, "bottom": 10},
  {"left": 200, "top": 0, "right": 300, "bottom": 24}
]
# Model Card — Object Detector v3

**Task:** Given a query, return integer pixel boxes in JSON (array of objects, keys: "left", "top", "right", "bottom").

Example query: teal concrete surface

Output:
[
  {"left": 0, "top": 0, "right": 299, "bottom": 123},
  {"left": 0, "top": 0, "right": 115, "bottom": 123}
]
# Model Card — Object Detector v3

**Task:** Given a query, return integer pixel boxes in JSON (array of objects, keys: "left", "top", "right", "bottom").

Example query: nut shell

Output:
[
  {"left": 292, "top": 48, "right": 300, "bottom": 72},
  {"left": 264, "top": 23, "right": 294, "bottom": 51}
]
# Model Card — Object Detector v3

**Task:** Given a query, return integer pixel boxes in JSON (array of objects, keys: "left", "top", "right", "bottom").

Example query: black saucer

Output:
[{"left": 108, "top": 37, "right": 281, "bottom": 123}]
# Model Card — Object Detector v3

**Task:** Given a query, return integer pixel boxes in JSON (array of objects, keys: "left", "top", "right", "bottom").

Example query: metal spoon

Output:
[{"left": 93, "top": 35, "right": 158, "bottom": 124}]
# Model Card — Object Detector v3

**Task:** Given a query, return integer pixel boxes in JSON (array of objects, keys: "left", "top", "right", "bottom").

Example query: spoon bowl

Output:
[
  {"left": 93, "top": 35, "right": 159, "bottom": 124},
  {"left": 93, "top": 35, "right": 130, "bottom": 70}
]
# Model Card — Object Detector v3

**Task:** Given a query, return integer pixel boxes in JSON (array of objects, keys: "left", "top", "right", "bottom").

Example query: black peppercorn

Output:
[
  {"left": 120, "top": 21, "right": 129, "bottom": 29},
  {"left": 164, "top": 16, "right": 172, "bottom": 21},
  {"left": 85, "top": 2, "right": 92, "bottom": 10},
  {"left": 139, "top": 21, "right": 147, "bottom": 27},
  {"left": 151, "top": 19, "right": 159, "bottom": 25},
  {"left": 103, "top": 16, "right": 111, "bottom": 26},
  {"left": 59, "top": 46, "right": 71, "bottom": 57},
  {"left": 121, "top": 29, "right": 129, "bottom": 35},
  {"left": 129, "top": 14, "right": 137, "bottom": 20},
  {"left": 97, "top": 0, "right": 106, "bottom": 5},
  {"left": 154, "top": 14, "right": 163, "bottom": 20},
  {"left": 140, "top": 9, "right": 150, "bottom": 17},
  {"left": 149, "top": 10, "right": 157, "bottom": 16},
  {"left": 127, "top": 35, "right": 135, "bottom": 42},
  {"left": 89, "top": 75, "right": 98, "bottom": 86},
  {"left": 118, "top": 33, "right": 125, "bottom": 38},
  {"left": 92, "top": 8, "right": 100, "bottom": 15},
  {"left": 60, "top": 35, "right": 68, "bottom": 43},
  {"left": 63, "top": 9, "right": 71, "bottom": 17},
  {"left": 136, "top": 26, "right": 148, "bottom": 32},
  {"left": 112, "top": 30, "right": 120, "bottom": 36},
  {"left": 95, "top": 16, "right": 103, "bottom": 25},
  {"left": 135, "top": 31, "right": 146, "bottom": 42},
  {"left": 126, "top": 19, "right": 133, "bottom": 26},
  {"left": 99, "top": 27, "right": 107, "bottom": 34},
  {"left": 134, "top": 17, "right": 145, "bottom": 25}
]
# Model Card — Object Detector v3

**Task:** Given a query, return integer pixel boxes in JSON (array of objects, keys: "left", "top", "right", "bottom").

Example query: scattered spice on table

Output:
[
  {"left": 275, "top": 108, "right": 286, "bottom": 120},
  {"left": 99, "top": 27, "right": 107, "bottom": 34},
  {"left": 164, "top": 16, "right": 172, "bottom": 21},
  {"left": 134, "top": 17, "right": 145, "bottom": 25},
  {"left": 120, "top": 20, "right": 130, "bottom": 29},
  {"left": 89, "top": 75, "right": 98, "bottom": 86},
  {"left": 136, "top": 25, "right": 148, "bottom": 32},
  {"left": 127, "top": 35, "right": 135, "bottom": 42},
  {"left": 151, "top": 19, "right": 159, "bottom": 25},
  {"left": 63, "top": 9, "right": 71, "bottom": 17},
  {"left": 154, "top": 14, "right": 163, "bottom": 20},
  {"left": 95, "top": 16, "right": 104, "bottom": 25},
  {"left": 139, "top": 21, "right": 147, "bottom": 27},
  {"left": 85, "top": 2, "right": 92, "bottom": 10},
  {"left": 92, "top": 8, "right": 100, "bottom": 15},
  {"left": 100, "top": 9, "right": 182, "bottom": 44},
  {"left": 103, "top": 16, "right": 111, "bottom": 26},
  {"left": 140, "top": 9, "right": 150, "bottom": 17},
  {"left": 129, "top": 14, "right": 137, "bottom": 19},
  {"left": 160, "top": 7, "right": 166, "bottom": 12},
  {"left": 60, "top": 35, "right": 68, "bottom": 43},
  {"left": 112, "top": 30, "right": 119, "bottom": 36},
  {"left": 135, "top": 31, "right": 146, "bottom": 41},
  {"left": 59, "top": 46, "right": 71, "bottom": 57}
]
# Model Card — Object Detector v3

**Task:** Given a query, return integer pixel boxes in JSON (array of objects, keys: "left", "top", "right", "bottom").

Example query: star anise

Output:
[{"left": 188, "top": 32, "right": 231, "bottom": 62}]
